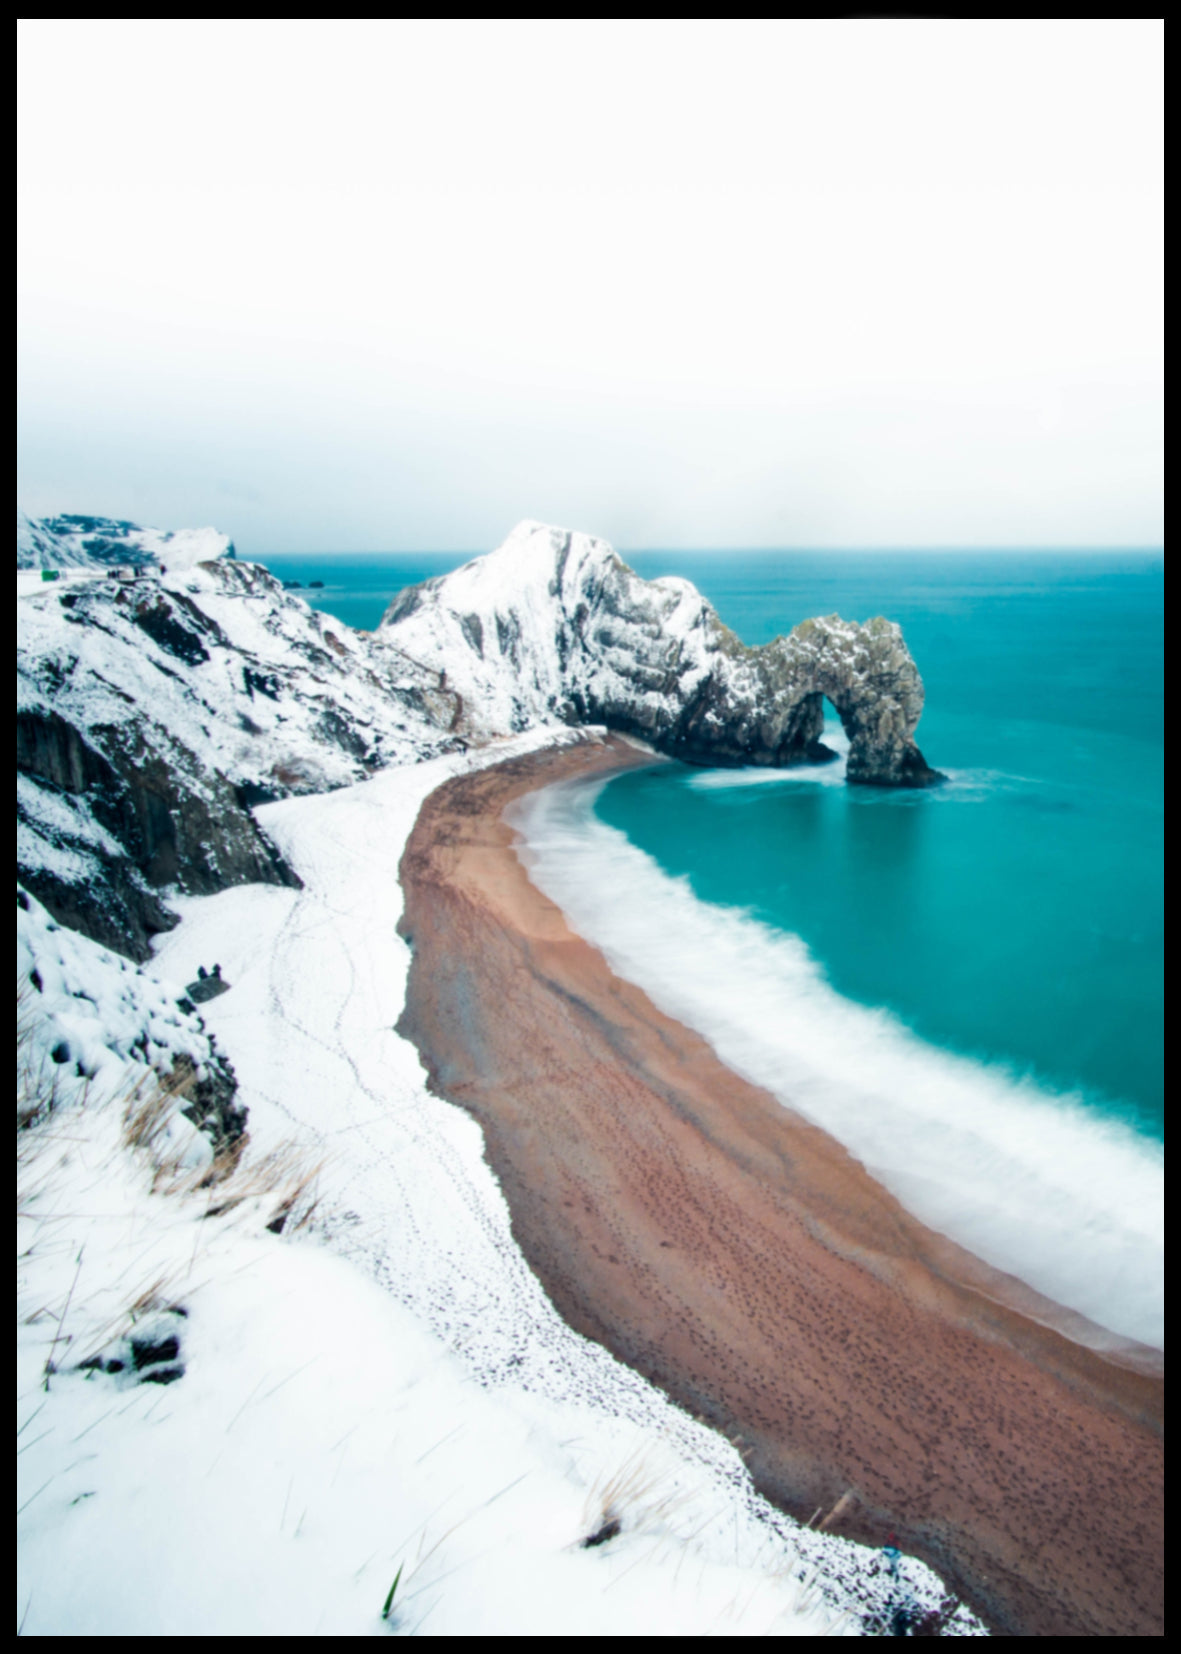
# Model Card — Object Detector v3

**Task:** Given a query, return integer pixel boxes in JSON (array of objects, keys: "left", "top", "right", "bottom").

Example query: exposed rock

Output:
[
  {"left": 17, "top": 554, "right": 467, "bottom": 959},
  {"left": 380, "top": 522, "right": 941, "bottom": 786},
  {"left": 17, "top": 510, "right": 235, "bottom": 572},
  {"left": 17, "top": 514, "right": 941, "bottom": 966},
  {"left": 78, "top": 1309, "right": 188, "bottom": 1387},
  {"left": 18, "top": 883, "right": 246, "bottom": 1155},
  {"left": 16, "top": 700, "right": 300, "bottom": 961},
  {"left": 186, "top": 970, "right": 231, "bottom": 1005},
  {"left": 169, "top": 1049, "right": 247, "bottom": 1153}
]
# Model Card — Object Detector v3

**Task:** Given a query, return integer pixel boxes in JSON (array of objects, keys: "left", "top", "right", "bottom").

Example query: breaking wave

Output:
[{"left": 507, "top": 772, "right": 1164, "bottom": 1353}]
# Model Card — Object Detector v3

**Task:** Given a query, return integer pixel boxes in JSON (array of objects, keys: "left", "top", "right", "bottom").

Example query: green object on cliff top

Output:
[{"left": 40, "top": 569, "right": 61, "bottom": 582}]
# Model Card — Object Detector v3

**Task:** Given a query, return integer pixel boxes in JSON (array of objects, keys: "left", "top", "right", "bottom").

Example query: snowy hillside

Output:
[
  {"left": 381, "top": 521, "right": 940, "bottom": 784},
  {"left": 18, "top": 884, "right": 242, "bottom": 1157},
  {"left": 18, "top": 511, "right": 234, "bottom": 572},
  {"left": 16, "top": 512, "right": 978, "bottom": 1635},
  {"left": 18, "top": 517, "right": 939, "bottom": 967},
  {"left": 18, "top": 735, "right": 979, "bottom": 1637},
  {"left": 18, "top": 554, "right": 466, "bottom": 958}
]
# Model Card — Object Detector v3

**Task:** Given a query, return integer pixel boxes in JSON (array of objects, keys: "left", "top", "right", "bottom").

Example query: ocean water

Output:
[
  {"left": 257, "top": 548, "right": 1164, "bottom": 1348},
  {"left": 254, "top": 552, "right": 471, "bottom": 633}
]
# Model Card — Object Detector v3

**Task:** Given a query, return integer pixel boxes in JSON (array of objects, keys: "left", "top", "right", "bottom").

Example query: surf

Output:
[{"left": 507, "top": 770, "right": 1164, "bottom": 1353}]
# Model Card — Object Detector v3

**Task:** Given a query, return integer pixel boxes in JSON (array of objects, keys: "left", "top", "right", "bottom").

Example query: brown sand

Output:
[{"left": 396, "top": 734, "right": 1163, "bottom": 1637}]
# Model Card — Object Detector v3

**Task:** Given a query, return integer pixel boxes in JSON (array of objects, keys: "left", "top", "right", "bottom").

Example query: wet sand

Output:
[{"left": 396, "top": 734, "right": 1163, "bottom": 1637}]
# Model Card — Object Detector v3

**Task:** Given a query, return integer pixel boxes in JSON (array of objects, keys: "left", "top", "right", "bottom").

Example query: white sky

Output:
[{"left": 18, "top": 19, "right": 1163, "bottom": 551}]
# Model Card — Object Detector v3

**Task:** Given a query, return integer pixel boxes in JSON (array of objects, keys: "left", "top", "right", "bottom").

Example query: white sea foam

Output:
[
  {"left": 507, "top": 769, "right": 1164, "bottom": 1353},
  {"left": 686, "top": 722, "right": 851, "bottom": 789}
]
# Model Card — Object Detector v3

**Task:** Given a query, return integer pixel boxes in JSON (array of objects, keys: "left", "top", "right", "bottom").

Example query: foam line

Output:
[
  {"left": 687, "top": 721, "right": 850, "bottom": 789},
  {"left": 507, "top": 773, "right": 1164, "bottom": 1352}
]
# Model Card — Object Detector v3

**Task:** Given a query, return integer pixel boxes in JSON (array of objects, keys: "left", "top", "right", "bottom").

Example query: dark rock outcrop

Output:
[
  {"left": 17, "top": 704, "right": 300, "bottom": 962},
  {"left": 169, "top": 1050, "right": 247, "bottom": 1154},
  {"left": 17, "top": 559, "right": 465, "bottom": 963}
]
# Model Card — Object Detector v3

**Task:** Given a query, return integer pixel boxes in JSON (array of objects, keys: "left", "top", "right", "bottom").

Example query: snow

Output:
[
  {"left": 18, "top": 1105, "right": 842, "bottom": 1638},
  {"left": 17, "top": 511, "right": 982, "bottom": 1634},
  {"left": 17, "top": 555, "right": 458, "bottom": 789},
  {"left": 17, "top": 733, "right": 982, "bottom": 1635},
  {"left": 17, "top": 511, "right": 233, "bottom": 573},
  {"left": 379, "top": 520, "right": 721, "bottom": 742},
  {"left": 17, "top": 886, "right": 226, "bottom": 1172}
]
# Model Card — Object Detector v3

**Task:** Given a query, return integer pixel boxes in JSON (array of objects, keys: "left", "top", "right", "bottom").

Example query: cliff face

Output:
[
  {"left": 18, "top": 515, "right": 940, "bottom": 962},
  {"left": 380, "top": 522, "right": 941, "bottom": 786},
  {"left": 17, "top": 554, "right": 469, "bottom": 960}
]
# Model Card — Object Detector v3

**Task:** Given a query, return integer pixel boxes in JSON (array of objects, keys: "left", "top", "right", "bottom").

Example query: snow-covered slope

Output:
[
  {"left": 18, "top": 514, "right": 940, "bottom": 962},
  {"left": 381, "top": 521, "right": 941, "bottom": 785},
  {"left": 16, "top": 516, "right": 978, "bottom": 1634},
  {"left": 18, "top": 733, "right": 980, "bottom": 1637},
  {"left": 18, "top": 556, "right": 465, "bottom": 958},
  {"left": 18, "top": 884, "right": 242, "bottom": 1157},
  {"left": 18, "top": 511, "right": 234, "bottom": 572}
]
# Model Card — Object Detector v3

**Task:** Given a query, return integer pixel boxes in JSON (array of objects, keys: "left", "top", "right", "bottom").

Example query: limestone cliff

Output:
[
  {"left": 18, "top": 514, "right": 941, "bottom": 965},
  {"left": 17, "top": 553, "right": 468, "bottom": 960},
  {"left": 380, "top": 522, "right": 942, "bottom": 786}
]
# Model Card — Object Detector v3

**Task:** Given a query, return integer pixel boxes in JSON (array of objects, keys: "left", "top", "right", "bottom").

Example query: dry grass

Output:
[
  {"left": 122, "top": 1079, "right": 179, "bottom": 1157},
  {"left": 197, "top": 1141, "right": 325, "bottom": 1234},
  {"left": 19, "top": 981, "right": 326, "bottom": 1236},
  {"left": 579, "top": 1444, "right": 692, "bottom": 1549},
  {"left": 19, "top": 986, "right": 329, "bottom": 1389}
]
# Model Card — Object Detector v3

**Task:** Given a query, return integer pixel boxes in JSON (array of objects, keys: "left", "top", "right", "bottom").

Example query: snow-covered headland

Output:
[{"left": 17, "top": 514, "right": 981, "bottom": 1635}]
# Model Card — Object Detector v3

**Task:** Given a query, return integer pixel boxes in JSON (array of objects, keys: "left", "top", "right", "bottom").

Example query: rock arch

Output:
[
  {"left": 381, "top": 523, "right": 943, "bottom": 788},
  {"left": 782, "top": 614, "right": 942, "bottom": 787},
  {"left": 652, "top": 614, "right": 942, "bottom": 787}
]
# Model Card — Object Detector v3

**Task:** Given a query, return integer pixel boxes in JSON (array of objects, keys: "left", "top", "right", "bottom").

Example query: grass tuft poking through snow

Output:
[{"left": 580, "top": 1445, "right": 688, "bottom": 1550}]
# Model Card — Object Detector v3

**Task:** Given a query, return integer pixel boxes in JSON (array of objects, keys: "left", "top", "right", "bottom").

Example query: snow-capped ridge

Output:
[
  {"left": 18, "top": 552, "right": 466, "bottom": 960},
  {"left": 380, "top": 519, "right": 941, "bottom": 785},
  {"left": 18, "top": 511, "right": 940, "bottom": 969},
  {"left": 18, "top": 510, "right": 234, "bottom": 572}
]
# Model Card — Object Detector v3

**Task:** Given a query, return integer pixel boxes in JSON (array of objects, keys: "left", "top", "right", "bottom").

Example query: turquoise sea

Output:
[{"left": 257, "top": 548, "right": 1163, "bottom": 1346}]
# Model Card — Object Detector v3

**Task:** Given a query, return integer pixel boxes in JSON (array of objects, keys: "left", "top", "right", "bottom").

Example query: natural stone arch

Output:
[
  {"left": 382, "top": 524, "right": 943, "bottom": 789},
  {"left": 650, "top": 613, "right": 942, "bottom": 787},
  {"left": 782, "top": 615, "right": 942, "bottom": 787}
]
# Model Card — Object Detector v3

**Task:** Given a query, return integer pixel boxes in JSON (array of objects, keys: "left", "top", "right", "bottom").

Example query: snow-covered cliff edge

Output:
[
  {"left": 17, "top": 553, "right": 466, "bottom": 959},
  {"left": 381, "top": 521, "right": 941, "bottom": 786},
  {"left": 18, "top": 511, "right": 235, "bottom": 572},
  {"left": 18, "top": 514, "right": 940, "bottom": 965}
]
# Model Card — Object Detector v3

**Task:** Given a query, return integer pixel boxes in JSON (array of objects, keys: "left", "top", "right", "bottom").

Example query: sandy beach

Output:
[{"left": 396, "top": 733, "right": 1163, "bottom": 1638}]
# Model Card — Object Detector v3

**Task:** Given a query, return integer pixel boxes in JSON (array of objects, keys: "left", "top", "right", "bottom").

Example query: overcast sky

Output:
[{"left": 18, "top": 20, "right": 1162, "bottom": 552}]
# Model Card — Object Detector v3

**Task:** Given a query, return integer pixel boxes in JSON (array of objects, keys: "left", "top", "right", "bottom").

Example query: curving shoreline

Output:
[{"left": 396, "top": 733, "right": 1163, "bottom": 1637}]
